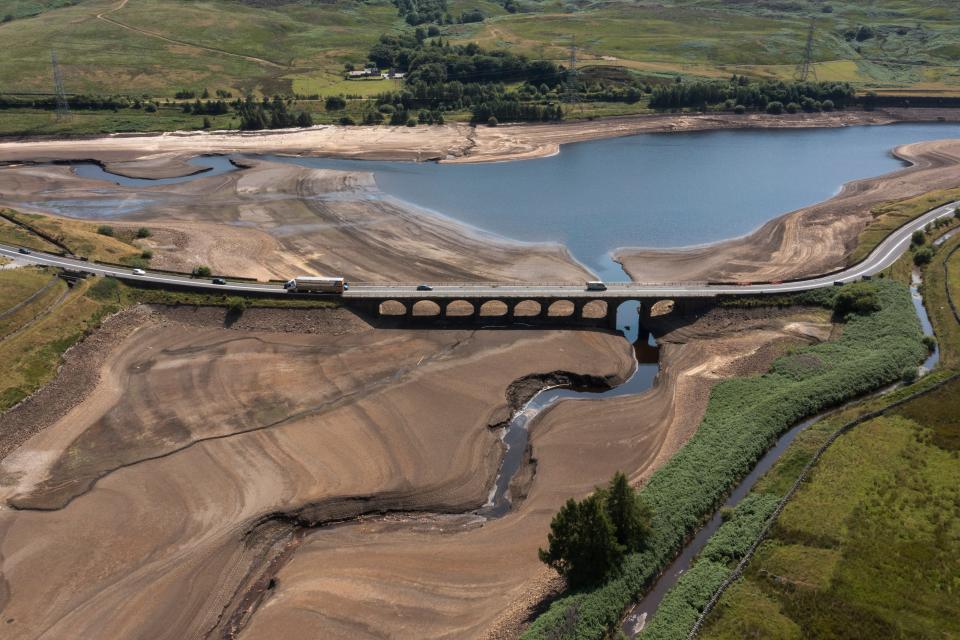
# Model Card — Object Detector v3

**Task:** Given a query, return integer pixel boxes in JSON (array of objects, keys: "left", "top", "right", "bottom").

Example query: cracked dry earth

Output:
[{"left": 0, "top": 302, "right": 829, "bottom": 639}]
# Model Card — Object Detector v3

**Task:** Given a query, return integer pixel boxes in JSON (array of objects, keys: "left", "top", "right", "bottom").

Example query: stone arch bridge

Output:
[{"left": 342, "top": 286, "right": 717, "bottom": 329}]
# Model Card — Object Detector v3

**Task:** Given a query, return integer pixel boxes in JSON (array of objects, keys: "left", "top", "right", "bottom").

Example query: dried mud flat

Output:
[
  {"left": 0, "top": 158, "right": 591, "bottom": 283},
  {"left": 0, "top": 303, "right": 829, "bottom": 639}
]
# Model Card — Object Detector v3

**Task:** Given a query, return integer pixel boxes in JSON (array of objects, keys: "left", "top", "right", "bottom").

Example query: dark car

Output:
[
  {"left": 211, "top": 277, "right": 226, "bottom": 285},
  {"left": 18, "top": 247, "right": 30, "bottom": 255},
  {"left": 416, "top": 284, "right": 433, "bottom": 291}
]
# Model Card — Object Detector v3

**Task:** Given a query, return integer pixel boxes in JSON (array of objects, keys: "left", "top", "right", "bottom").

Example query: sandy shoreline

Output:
[{"left": 0, "top": 108, "right": 957, "bottom": 174}]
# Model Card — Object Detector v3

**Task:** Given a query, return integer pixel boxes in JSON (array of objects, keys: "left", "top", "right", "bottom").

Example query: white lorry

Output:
[{"left": 283, "top": 276, "right": 347, "bottom": 294}]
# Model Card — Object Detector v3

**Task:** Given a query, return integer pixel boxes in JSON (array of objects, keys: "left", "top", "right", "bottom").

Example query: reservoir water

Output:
[{"left": 266, "top": 122, "right": 960, "bottom": 280}]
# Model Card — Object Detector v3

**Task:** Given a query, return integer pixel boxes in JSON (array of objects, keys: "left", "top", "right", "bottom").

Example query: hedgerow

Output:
[
  {"left": 640, "top": 493, "right": 780, "bottom": 639},
  {"left": 523, "top": 280, "right": 924, "bottom": 639},
  {"left": 699, "top": 493, "right": 780, "bottom": 564}
]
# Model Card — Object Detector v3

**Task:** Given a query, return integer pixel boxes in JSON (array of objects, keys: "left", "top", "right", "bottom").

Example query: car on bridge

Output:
[
  {"left": 416, "top": 284, "right": 433, "bottom": 291},
  {"left": 586, "top": 281, "right": 607, "bottom": 291},
  {"left": 18, "top": 247, "right": 30, "bottom": 255},
  {"left": 212, "top": 277, "right": 226, "bottom": 285},
  {"left": 132, "top": 268, "right": 146, "bottom": 275}
]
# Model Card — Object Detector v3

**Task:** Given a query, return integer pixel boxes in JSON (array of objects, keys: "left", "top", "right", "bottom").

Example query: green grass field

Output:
[
  {"left": 1, "top": 0, "right": 958, "bottom": 101},
  {"left": 700, "top": 389, "right": 960, "bottom": 640}
]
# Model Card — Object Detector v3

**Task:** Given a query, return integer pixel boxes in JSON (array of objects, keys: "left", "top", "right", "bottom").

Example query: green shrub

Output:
[
  {"left": 226, "top": 297, "right": 247, "bottom": 313},
  {"left": 766, "top": 101, "right": 784, "bottom": 115},
  {"left": 913, "top": 246, "right": 934, "bottom": 266},
  {"left": 833, "top": 283, "right": 881, "bottom": 317},
  {"left": 135, "top": 227, "right": 151, "bottom": 238},
  {"left": 96, "top": 225, "right": 114, "bottom": 237},
  {"left": 325, "top": 95, "right": 347, "bottom": 111},
  {"left": 140, "top": 250, "right": 153, "bottom": 260},
  {"left": 86, "top": 276, "right": 120, "bottom": 302},
  {"left": 524, "top": 281, "right": 925, "bottom": 640},
  {"left": 192, "top": 265, "right": 212, "bottom": 278},
  {"left": 700, "top": 493, "right": 779, "bottom": 564},
  {"left": 912, "top": 230, "right": 926, "bottom": 246}
]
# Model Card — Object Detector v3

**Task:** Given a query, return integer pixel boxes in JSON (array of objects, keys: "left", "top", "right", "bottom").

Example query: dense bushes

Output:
[
  {"left": 640, "top": 493, "right": 779, "bottom": 639},
  {"left": 523, "top": 280, "right": 925, "bottom": 639}
]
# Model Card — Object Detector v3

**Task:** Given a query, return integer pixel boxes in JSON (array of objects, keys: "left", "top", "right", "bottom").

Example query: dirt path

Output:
[{"left": 95, "top": 0, "right": 290, "bottom": 69}]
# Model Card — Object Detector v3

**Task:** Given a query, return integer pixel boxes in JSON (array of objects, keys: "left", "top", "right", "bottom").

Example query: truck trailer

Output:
[{"left": 283, "top": 276, "right": 347, "bottom": 293}]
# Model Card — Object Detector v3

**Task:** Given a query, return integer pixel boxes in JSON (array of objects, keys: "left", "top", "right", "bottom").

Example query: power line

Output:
[
  {"left": 795, "top": 18, "right": 817, "bottom": 82},
  {"left": 564, "top": 35, "right": 579, "bottom": 105},
  {"left": 51, "top": 50, "right": 70, "bottom": 120}
]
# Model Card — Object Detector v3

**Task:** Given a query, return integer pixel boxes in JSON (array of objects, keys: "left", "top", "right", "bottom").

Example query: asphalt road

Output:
[{"left": 1, "top": 200, "right": 956, "bottom": 300}]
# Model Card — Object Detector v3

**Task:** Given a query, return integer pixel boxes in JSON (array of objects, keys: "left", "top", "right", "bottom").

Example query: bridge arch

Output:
[
  {"left": 512, "top": 300, "right": 541, "bottom": 317},
  {"left": 547, "top": 299, "right": 575, "bottom": 317},
  {"left": 445, "top": 300, "right": 475, "bottom": 317},
  {"left": 479, "top": 300, "right": 509, "bottom": 317},
  {"left": 649, "top": 299, "right": 675, "bottom": 318},
  {"left": 379, "top": 300, "right": 407, "bottom": 316},
  {"left": 582, "top": 299, "right": 608, "bottom": 319},
  {"left": 412, "top": 300, "right": 442, "bottom": 316}
]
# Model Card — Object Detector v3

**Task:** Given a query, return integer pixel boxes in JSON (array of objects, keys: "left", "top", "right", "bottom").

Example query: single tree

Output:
[
  {"left": 539, "top": 494, "right": 624, "bottom": 587},
  {"left": 604, "top": 471, "right": 653, "bottom": 552}
]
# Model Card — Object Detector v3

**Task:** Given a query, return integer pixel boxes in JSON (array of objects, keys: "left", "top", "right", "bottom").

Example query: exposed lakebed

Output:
[
  {"left": 265, "top": 122, "right": 960, "bottom": 279},
  {"left": 42, "top": 122, "right": 960, "bottom": 281}
]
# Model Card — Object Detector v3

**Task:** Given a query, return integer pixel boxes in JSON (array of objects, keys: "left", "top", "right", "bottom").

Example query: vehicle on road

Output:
[
  {"left": 284, "top": 276, "right": 346, "bottom": 294},
  {"left": 586, "top": 281, "right": 607, "bottom": 291},
  {"left": 211, "top": 277, "right": 226, "bottom": 285},
  {"left": 132, "top": 268, "right": 146, "bottom": 275},
  {"left": 416, "top": 284, "right": 433, "bottom": 291},
  {"left": 18, "top": 247, "right": 30, "bottom": 255},
  {"left": 834, "top": 280, "right": 845, "bottom": 286}
]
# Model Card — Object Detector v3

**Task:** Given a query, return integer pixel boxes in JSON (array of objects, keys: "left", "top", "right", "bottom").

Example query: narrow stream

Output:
[
  {"left": 71, "top": 155, "right": 238, "bottom": 186},
  {"left": 477, "top": 301, "right": 659, "bottom": 518},
  {"left": 620, "top": 281, "right": 939, "bottom": 637}
]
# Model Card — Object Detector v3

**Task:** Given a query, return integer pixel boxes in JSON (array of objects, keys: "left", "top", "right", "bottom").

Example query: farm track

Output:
[
  {"left": 95, "top": 0, "right": 292, "bottom": 70},
  {"left": 0, "top": 281, "right": 69, "bottom": 344}
]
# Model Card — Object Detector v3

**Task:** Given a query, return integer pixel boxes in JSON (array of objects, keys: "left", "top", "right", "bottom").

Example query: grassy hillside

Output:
[{"left": 0, "top": 0, "right": 958, "bottom": 100}]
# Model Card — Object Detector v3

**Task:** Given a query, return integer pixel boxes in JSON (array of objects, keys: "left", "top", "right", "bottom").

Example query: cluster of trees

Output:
[
  {"left": 649, "top": 77, "right": 856, "bottom": 112},
  {"left": 0, "top": 94, "right": 132, "bottom": 111},
  {"left": 180, "top": 99, "right": 229, "bottom": 115},
  {"left": 235, "top": 96, "right": 312, "bottom": 130},
  {"left": 393, "top": 0, "right": 446, "bottom": 25},
  {"left": 366, "top": 35, "right": 565, "bottom": 122},
  {"left": 526, "top": 281, "right": 927, "bottom": 639},
  {"left": 539, "top": 472, "right": 653, "bottom": 588},
  {"left": 369, "top": 35, "right": 562, "bottom": 88},
  {"left": 175, "top": 88, "right": 232, "bottom": 100},
  {"left": 472, "top": 100, "right": 562, "bottom": 124}
]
